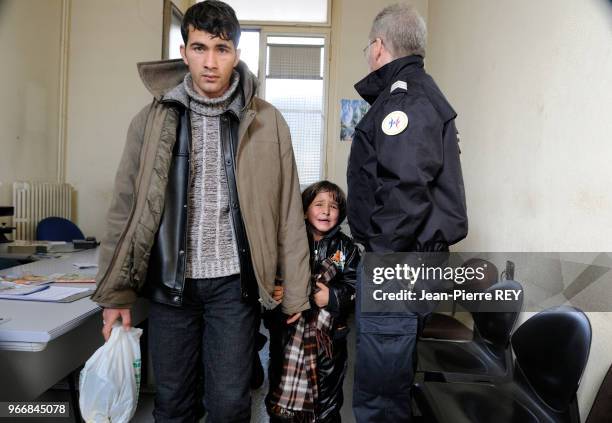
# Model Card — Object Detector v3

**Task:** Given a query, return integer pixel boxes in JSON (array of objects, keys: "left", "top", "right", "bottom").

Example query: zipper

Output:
[
  {"left": 180, "top": 109, "right": 191, "bottom": 288},
  {"left": 98, "top": 200, "right": 137, "bottom": 286}
]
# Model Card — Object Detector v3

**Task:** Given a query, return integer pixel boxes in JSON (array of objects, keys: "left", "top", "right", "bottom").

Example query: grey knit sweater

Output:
[{"left": 183, "top": 72, "right": 242, "bottom": 279}]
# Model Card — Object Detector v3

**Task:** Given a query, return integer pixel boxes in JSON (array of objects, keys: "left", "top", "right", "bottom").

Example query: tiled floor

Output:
[{"left": 35, "top": 317, "right": 356, "bottom": 422}]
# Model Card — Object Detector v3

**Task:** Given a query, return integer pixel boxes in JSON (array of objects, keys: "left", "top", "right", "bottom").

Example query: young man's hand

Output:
[
  {"left": 273, "top": 285, "right": 284, "bottom": 302},
  {"left": 286, "top": 312, "right": 302, "bottom": 324},
  {"left": 314, "top": 282, "right": 329, "bottom": 308},
  {"left": 102, "top": 308, "right": 132, "bottom": 341}
]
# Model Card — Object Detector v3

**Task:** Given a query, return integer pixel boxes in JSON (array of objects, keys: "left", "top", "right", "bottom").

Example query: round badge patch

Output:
[{"left": 382, "top": 111, "right": 409, "bottom": 136}]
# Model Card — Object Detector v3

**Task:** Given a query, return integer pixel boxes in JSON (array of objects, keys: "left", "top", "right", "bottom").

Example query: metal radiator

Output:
[{"left": 12, "top": 182, "right": 73, "bottom": 241}]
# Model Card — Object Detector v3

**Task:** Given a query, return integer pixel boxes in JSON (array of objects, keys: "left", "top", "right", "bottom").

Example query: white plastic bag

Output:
[{"left": 79, "top": 323, "right": 143, "bottom": 423}]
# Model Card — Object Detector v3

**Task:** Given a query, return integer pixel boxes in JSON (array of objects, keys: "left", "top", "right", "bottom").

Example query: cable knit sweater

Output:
[{"left": 183, "top": 72, "right": 242, "bottom": 279}]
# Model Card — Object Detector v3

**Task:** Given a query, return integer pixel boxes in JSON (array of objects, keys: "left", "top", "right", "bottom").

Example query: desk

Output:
[
  {"left": 0, "top": 242, "right": 35, "bottom": 263},
  {"left": 0, "top": 249, "right": 148, "bottom": 401},
  {"left": 0, "top": 242, "right": 81, "bottom": 263}
]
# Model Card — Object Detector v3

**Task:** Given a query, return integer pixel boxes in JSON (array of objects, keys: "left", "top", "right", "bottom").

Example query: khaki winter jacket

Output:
[{"left": 92, "top": 59, "right": 311, "bottom": 315}]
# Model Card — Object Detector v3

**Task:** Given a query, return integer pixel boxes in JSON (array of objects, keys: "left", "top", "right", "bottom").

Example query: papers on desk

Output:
[
  {"left": 0, "top": 281, "right": 50, "bottom": 296},
  {"left": 0, "top": 285, "right": 93, "bottom": 302},
  {"left": 0, "top": 273, "right": 54, "bottom": 286},
  {"left": 52, "top": 272, "right": 96, "bottom": 283}
]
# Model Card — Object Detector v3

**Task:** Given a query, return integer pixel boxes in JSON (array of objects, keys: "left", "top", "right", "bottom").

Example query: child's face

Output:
[{"left": 306, "top": 191, "right": 340, "bottom": 240}]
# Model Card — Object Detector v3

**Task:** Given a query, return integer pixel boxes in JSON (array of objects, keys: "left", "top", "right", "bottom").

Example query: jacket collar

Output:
[
  {"left": 306, "top": 223, "right": 341, "bottom": 244},
  {"left": 137, "top": 59, "right": 258, "bottom": 112},
  {"left": 354, "top": 55, "right": 424, "bottom": 104}
]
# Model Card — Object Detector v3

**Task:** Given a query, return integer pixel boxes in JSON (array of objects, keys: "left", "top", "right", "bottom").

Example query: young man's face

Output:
[
  {"left": 305, "top": 191, "right": 340, "bottom": 240},
  {"left": 180, "top": 26, "right": 240, "bottom": 98}
]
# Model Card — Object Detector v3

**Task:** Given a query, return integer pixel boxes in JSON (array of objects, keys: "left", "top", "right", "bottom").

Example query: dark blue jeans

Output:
[{"left": 148, "top": 275, "right": 258, "bottom": 423}]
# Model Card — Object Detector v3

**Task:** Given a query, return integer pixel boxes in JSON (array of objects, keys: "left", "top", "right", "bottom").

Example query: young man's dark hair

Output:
[
  {"left": 181, "top": 0, "right": 241, "bottom": 46},
  {"left": 301, "top": 180, "right": 347, "bottom": 225}
]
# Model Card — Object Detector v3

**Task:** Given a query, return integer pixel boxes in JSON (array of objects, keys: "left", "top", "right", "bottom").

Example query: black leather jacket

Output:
[
  {"left": 144, "top": 106, "right": 257, "bottom": 307},
  {"left": 308, "top": 224, "right": 360, "bottom": 330},
  {"left": 309, "top": 224, "right": 360, "bottom": 421},
  {"left": 266, "top": 225, "right": 360, "bottom": 422}
]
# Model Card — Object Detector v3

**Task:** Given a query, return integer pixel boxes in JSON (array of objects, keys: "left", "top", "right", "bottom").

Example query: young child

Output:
[{"left": 267, "top": 181, "right": 361, "bottom": 423}]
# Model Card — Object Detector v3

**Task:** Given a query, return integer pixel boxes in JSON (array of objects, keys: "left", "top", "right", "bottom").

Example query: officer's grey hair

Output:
[{"left": 370, "top": 3, "right": 427, "bottom": 58}]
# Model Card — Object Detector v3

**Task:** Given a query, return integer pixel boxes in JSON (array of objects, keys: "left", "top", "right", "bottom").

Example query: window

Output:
[
  {"left": 211, "top": 0, "right": 329, "bottom": 24},
  {"left": 238, "top": 30, "right": 260, "bottom": 76},
  {"left": 264, "top": 36, "right": 326, "bottom": 186},
  {"left": 162, "top": 0, "right": 183, "bottom": 60}
]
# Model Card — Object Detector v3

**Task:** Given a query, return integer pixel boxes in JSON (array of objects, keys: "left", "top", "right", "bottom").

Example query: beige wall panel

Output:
[
  {"left": 0, "top": 0, "right": 62, "bottom": 206},
  {"left": 65, "top": 0, "right": 163, "bottom": 237}
]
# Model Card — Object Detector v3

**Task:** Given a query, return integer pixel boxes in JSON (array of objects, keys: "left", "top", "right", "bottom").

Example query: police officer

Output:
[{"left": 347, "top": 4, "right": 468, "bottom": 422}]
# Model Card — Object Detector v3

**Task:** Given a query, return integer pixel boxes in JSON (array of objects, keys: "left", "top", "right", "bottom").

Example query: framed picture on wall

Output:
[
  {"left": 162, "top": 0, "right": 183, "bottom": 60},
  {"left": 340, "top": 99, "right": 370, "bottom": 142}
]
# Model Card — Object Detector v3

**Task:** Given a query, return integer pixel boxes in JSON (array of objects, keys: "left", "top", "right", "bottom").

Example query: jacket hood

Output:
[{"left": 137, "top": 59, "right": 259, "bottom": 107}]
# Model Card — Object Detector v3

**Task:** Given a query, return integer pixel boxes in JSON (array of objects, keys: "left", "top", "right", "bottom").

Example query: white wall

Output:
[
  {"left": 0, "top": 0, "right": 61, "bottom": 207},
  {"left": 325, "top": 0, "right": 429, "bottom": 193},
  {"left": 427, "top": 0, "right": 612, "bottom": 417},
  {"left": 427, "top": 0, "right": 612, "bottom": 252},
  {"left": 65, "top": 0, "right": 163, "bottom": 237}
]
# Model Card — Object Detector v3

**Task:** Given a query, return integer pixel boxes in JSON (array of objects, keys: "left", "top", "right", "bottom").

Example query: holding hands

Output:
[{"left": 314, "top": 279, "right": 329, "bottom": 307}]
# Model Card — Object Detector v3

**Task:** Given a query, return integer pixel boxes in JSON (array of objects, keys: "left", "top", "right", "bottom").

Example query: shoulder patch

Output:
[{"left": 382, "top": 111, "right": 409, "bottom": 136}]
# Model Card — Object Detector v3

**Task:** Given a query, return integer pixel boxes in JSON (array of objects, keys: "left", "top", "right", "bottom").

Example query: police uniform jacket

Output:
[{"left": 347, "top": 55, "right": 468, "bottom": 252}]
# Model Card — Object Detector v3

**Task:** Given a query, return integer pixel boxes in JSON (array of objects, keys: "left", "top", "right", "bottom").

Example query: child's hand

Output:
[
  {"left": 273, "top": 285, "right": 284, "bottom": 302},
  {"left": 314, "top": 281, "right": 329, "bottom": 307}
]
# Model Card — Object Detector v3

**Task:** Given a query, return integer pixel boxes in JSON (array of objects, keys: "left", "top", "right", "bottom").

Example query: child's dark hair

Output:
[
  {"left": 302, "top": 181, "right": 347, "bottom": 225},
  {"left": 181, "top": 0, "right": 241, "bottom": 47}
]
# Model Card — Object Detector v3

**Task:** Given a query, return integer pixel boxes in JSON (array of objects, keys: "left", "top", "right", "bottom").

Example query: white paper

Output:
[
  {"left": 0, "top": 286, "right": 91, "bottom": 301},
  {"left": 0, "top": 281, "right": 50, "bottom": 295}
]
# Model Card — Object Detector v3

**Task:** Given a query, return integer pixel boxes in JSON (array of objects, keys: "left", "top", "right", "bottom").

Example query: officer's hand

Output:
[
  {"left": 314, "top": 282, "right": 329, "bottom": 308},
  {"left": 273, "top": 286, "right": 284, "bottom": 302},
  {"left": 286, "top": 312, "right": 302, "bottom": 324},
  {"left": 102, "top": 308, "right": 132, "bottom": 341}
]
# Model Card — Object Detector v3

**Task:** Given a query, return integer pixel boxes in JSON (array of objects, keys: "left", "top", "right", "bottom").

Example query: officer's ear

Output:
[
  {"left": 374, "top": 38, "right": 393, "bottom": 70},
  {"left": 373, "top": 38, "right": 384, "bottom": 58}
]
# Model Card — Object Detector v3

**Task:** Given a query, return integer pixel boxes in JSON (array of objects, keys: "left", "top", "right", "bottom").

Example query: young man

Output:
[
  {"left": 347, "top": 3, "right": 468, "bottom": 422},
  {"left": 92, "top": 1, "right": 310, "bottom": 421}
]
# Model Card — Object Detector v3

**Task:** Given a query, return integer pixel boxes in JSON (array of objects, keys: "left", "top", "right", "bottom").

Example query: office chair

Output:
[
  {"left": 36, "top": 217, "right": 84, "bottom": 242},
  {"left": 414, "top": 306, "right": 592, "bottom": 423},
  {"left": 420, "top": 258, "right": 499, "bottom": 341},
  {"left": 417, "top": 279, "right": 524, "bottom": 383}
]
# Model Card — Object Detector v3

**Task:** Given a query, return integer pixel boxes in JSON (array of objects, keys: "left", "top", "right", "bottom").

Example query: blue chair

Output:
[{"left": 36, "top": 217, "right": 84, "bottom": 242}]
